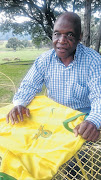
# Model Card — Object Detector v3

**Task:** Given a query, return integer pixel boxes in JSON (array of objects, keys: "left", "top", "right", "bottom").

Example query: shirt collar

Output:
[{"left": 75, "top": 43, "right": 81, "bottom": 58}]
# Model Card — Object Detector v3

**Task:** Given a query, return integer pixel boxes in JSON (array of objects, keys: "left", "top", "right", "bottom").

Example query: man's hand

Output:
[
  {"left": 73, "top": 121, "right": 100, "bottom": 142},
  {"left": 6, "top": 105, "right": 30, "bottom": 125}
]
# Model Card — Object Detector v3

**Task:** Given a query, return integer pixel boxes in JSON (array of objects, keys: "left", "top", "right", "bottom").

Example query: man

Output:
[{"left": 6, "top": 12, "right": 101, "bottom": 141}]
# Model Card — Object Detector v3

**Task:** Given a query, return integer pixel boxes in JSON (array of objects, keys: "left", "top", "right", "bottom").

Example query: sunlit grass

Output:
[
  {"left": 0, "top": 61, "right": 45, "bottom": 105},
  {"left": 0, "top": 41, "right": 48, "bottom": 105},
  {"left": 0, "top": 63, "right": 31, "bottom": 105},
  {"left": 0, "top": 40, "right": 50, "bottom": 63},
  {"left": 0, "top": 47, "right": 50, "bottom": 63}
]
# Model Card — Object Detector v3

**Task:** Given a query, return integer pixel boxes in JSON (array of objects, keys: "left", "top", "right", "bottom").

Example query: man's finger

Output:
[
  {"left": 9, "top": 113, "right": 15, "bottom": 125},
  {"left": 6, "top": 106, "right": 30, "bottom": 124},
  {"left": 73, "top": 124, "right": 80, "bottom": 137},
  {"left": 78, "top": 122, "right": 87, "bottom": 135},
  {"left": 6, "top": 114, "right": 9, "bottom": 123},
  {"left": 18, "top": 106, "right": 24, "bottom": 122},
  {"left": 13, "top": 113, "right": 19, "bottom": 124},
  {"left": 81, "top": 124, "right": 94, "bottom": 139},
  {"left": 26, "top": 108, "right": 30, "bottom": 117},
  {"left": 87, "top": 130, "right": 100, "bottom": 142}
]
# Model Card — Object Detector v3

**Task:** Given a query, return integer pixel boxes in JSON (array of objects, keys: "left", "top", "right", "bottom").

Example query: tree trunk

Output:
[
  {"left": 82, "top": 0, "right": 92, "bottom": 47},
  {"left": 95, "top": 19, "right": 101, "bottom": 53},
  {"left": 73, "top": 0, "right": 76, "bottom": 12}
]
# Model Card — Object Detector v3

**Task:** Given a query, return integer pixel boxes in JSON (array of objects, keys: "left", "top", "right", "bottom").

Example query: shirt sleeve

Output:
[
  {"left": 13, "top": 57, "right": 44, "bottom": 107},
  {"left": 86, "top": 58, "right": 101, "bottom": 129}
]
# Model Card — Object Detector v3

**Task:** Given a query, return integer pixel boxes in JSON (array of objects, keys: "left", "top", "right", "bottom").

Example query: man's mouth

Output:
[{"left": 56, "top": 47, "right": 67, "bottom": 53}]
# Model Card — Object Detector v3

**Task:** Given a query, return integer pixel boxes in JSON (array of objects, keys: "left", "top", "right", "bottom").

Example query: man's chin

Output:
[{"left": 56, "top": 51, "right": 68, "bottom": 59}]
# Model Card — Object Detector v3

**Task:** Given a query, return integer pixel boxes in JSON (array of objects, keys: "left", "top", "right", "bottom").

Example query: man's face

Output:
[{"left": 52, "top": 17, "right": 79, "bottom": 61}]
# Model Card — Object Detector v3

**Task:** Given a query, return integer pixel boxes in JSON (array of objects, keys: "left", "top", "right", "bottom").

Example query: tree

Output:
[
  {"left": 94, "top": 18, "right": 101, "bottom": 53},
  {"left": 81, "top": 0, "right": 100, "bottom": 49},
  {"left": 6, "top": 37, "right": 32, "bottom": 50},
  {"left": 0, "top": 0, "right": 101, "bottom": 51},
  {"left": 0, "top": 0, "right": 69, "bottom": 40},
  {"left": 82, "top": 0, "right": 92, "bottom": 47},
  {"left": 6, "top": 37, "right": 20, "bottom": 51},
  {"left": 20, "top": 39, "right": 33, "bottom": 48}
]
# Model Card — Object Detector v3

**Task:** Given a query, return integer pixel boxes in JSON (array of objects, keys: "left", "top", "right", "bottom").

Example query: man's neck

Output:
[{"left": 60, "top": 55, "right": 74, "bottom": 67}]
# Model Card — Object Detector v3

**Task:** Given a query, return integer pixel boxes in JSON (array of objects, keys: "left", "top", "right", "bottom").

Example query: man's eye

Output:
[
  {"left": 67, "top": 33, "right": 75, "bottom": 37},
  {"left": 54, "top": 32, "right": 60, "bottom": 36}
]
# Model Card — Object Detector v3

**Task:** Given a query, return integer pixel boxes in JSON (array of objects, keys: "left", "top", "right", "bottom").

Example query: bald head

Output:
[{"left": 54, "top": 12, "right": 82, "bottom": 40}]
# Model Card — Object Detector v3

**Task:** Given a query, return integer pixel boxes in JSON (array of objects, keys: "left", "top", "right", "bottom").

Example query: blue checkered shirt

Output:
[{"left": 13, "top": 43, "right": 101, "bottom": 129}]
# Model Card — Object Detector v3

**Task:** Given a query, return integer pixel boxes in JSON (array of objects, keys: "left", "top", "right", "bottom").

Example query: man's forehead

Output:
[
  {"left": 55, "top": 13, "right": 75, "bottom": 23},
  {"left": 54, "top": 18, "right": 74, "bottom": 31}
]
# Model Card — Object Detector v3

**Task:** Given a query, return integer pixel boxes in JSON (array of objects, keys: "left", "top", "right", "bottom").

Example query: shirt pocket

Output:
[{"left": 73, "top": 83, "right": 88, "bottom": 101}]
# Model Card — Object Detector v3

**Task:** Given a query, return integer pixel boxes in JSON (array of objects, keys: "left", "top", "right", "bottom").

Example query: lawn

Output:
[
  {"left": 0, "top": 41, "right": 49, "bottom": 106},
  {"left": 0, "top": 61, "right": 46, "bottom": 106},
  {"left": 0, "top": 62, "right": 31, "bottom": 106},
  {"left": 0, "top": 42, "right": 50, "bottom": 63}
]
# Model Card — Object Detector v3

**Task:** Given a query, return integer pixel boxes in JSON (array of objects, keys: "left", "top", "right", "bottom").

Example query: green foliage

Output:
[
  {"left": 0, "top": 0, "right": 70, "bottom": 40},
  {"left": 31, "top": 24, "right": 52, "bottom": 48},
  {"left": 18, "top": 39, "right": 33, "bottom": 49},
  {"left": 6, "top": 37, "right": 19, "bottom": 51},
  {"left": 6, "top": 38, "right": 33, "bottom": 50},
  {"left": 0, "top": 0, "right": 100, "bottom": 50}
]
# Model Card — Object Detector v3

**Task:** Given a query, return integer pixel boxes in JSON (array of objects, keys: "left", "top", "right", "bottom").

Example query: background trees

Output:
[
  {"left": 6, "top": 37, "right": 19, "bottom": 51},
  {"left": 0, "top": 0, "right": 100, "bottom": 52},
  {"left": 6, "top": 37, "right": 33, "bottom": 51},
  {"left": 94, "top": 19, "right": 101, "bottom": 53}
]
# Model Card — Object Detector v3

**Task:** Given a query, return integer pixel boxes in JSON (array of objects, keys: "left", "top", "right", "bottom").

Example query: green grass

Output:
[
  {"left": 0, "top": 63, "right": 32, "bottom": 86},
  {"left": 0, "top": 41, "right": 48, "bottom": 105},
  {"left": 0, "top": 63, "right": 31, "bottom": 105},
  {"left": 0, "top": 62, "right": 46, "bottom": 106},
  {"left": 0, "top": 47, "right": 49, "bottom": 64},
  {"left": 0, "top": 40, "right": 50, "bottom": 64}
]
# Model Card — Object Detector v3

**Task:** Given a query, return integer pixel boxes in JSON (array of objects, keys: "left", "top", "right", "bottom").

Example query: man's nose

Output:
[{"left": 58, "top": 34, "right": 67, "bottom": 43}]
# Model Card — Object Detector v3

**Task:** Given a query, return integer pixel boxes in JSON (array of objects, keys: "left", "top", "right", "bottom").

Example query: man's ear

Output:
[{"left": 79, "top": 32, "right": 83, "bottom": 42}]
